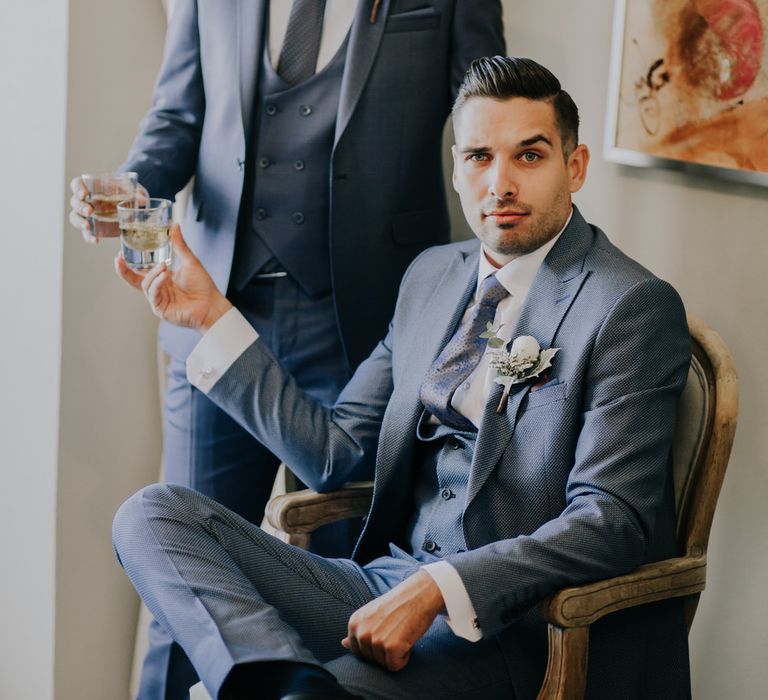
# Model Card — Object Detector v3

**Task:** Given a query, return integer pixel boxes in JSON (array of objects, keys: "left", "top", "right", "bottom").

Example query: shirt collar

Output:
[{"left": 476, "top": 208, "right": 573, "bottom": 301}]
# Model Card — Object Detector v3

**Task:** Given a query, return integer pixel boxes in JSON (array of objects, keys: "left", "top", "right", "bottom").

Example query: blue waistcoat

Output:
[
  {"left": 408, "top": 415, "right": 475, "bottom": 560},
  {"left": 230, "top": 36, "right": 348, "bottom": 297}
]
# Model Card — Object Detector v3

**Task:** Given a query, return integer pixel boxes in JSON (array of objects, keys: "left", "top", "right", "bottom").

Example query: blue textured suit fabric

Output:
[
  {"left": 420, "top": 273, "right": 509, "bottom": 430},
  {"left": 114, "top": 208, "right": 693, "bottom": 699},
  {"left": 119, "top": 2, "right": 504, "bottom": 696}
]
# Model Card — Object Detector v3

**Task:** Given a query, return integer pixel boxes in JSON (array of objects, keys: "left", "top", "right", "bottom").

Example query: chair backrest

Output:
[{"left": 669, "top": 315, "right": 738, "bottom": 625}]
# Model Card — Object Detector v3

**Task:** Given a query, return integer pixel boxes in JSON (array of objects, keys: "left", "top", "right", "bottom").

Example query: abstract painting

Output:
[{"left": 605, "top": 0, "right": 768, "bottom": 186}]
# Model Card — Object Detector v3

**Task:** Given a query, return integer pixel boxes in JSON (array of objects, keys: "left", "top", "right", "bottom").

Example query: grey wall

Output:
[{"left": 54, "top": 1, "right": 168, "bottom": 696}]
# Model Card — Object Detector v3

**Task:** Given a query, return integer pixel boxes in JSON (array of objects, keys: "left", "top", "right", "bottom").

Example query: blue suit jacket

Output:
[
  {"left": 208, "top": 207, "right": 692, "bottom": 697},
  {"left": 120, "top": 0, "right": 505, "bottom": 366}
]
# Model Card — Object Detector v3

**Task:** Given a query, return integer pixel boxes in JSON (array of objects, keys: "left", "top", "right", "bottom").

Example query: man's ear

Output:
[
  {"left": 451, "top": 144, "right": 459, "bottom": 192},
  {"left": 567, "top": 144, "right": 590, "bottom": 194}
]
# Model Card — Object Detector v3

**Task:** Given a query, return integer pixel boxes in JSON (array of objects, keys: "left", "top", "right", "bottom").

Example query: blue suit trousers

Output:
[{"left": 116, "top": 484, "right": 516, "bottom": 700}]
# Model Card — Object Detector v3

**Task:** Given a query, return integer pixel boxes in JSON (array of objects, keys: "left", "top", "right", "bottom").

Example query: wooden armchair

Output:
[{"left": 266, "top": 314, "right": 738, "bottom": 700}]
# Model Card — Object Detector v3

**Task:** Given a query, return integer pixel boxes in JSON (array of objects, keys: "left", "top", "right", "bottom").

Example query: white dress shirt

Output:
[
  {"left": 268, "top": 0, "right": 357, "bottom": 72},
  {"left": 187, "top": 213, "right": 570, "bottom": 641}
]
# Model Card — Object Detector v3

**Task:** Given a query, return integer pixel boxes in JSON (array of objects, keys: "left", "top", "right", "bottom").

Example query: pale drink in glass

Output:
[{"left": 117, "top": 198, "right": 173, "bottom": 269}]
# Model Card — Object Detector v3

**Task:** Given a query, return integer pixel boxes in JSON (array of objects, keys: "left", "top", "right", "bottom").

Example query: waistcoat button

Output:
[
  {"left": 423, "top": 539, "right": 438, "bottom": 553},
  {"left": 292, "top": 211, "right": 305, "bottom": 224},
  {"left": 258, "top": 157, "right": 271, "bottom": 169},
  {"left": 255, "top": 208, "right": 267, "bottom": 221},
  {"left": 294, "top": 159, "right": 305, "bottom": 171},
  {"left": 440, "top": 488, "right": 454, "bottom": 500},
  {"left": 299, "top": 104, "right": 313, "bottom": 116},
  {"left": 265, "top": 104, "right": 277, "bottom": 116}
]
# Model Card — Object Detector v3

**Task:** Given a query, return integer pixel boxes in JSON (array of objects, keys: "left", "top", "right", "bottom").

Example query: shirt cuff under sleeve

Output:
[
  {"left": 422, "top": 560, "right": 482, "bottom": 642},
  {"left": 186, "top": 307, "right": 259, "bottom": 394}
]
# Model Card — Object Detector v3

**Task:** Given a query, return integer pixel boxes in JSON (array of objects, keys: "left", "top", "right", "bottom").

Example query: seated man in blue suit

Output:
[{"left": 113, "top": 57, "right": 692, "bottom": 700}]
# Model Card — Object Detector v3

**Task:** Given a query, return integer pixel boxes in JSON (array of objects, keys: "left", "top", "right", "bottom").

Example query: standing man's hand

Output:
[
  {"left": 115, "top": 224, "right": 233, "bottom": 332},
  {"left": 342, "top": 569, "right": 445, "bottom": 672},
  {"left": 69, "top": 175, "right": 148, "bottom": 244}
]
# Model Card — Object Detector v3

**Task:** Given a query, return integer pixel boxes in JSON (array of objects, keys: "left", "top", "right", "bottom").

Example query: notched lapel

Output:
[
  {"left": 401, "top": 248, "right": 478, "bottom": 388},
  {"left": 467, "top": 382, "right": 529, "bottom": 507},
  {"left": 238, "top": 0, "right": 267, "bottom": 139},
  {"left": 374, "top": 247, "right": 478, "bottom": 484},
  {"left": 334, "top": 0, "right": 391, "bottom": 145},
  {"left": 466, "top": 210, "right": 594, "bottom": 506},
  {"left": 508, "top": 209, "right": 594, "bottom": 353}
]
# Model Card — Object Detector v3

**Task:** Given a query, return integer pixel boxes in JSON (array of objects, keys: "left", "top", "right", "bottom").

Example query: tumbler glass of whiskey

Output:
[{"left": 80, "top": 172, "right": 138, "bottom": 238}]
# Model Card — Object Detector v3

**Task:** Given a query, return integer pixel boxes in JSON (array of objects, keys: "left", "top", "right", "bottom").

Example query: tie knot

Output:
[{"left": 478, "top": 274, "right": 509, "bottom": 307}]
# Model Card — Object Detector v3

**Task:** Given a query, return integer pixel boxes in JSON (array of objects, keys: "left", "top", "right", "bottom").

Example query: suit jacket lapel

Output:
[
  {"left": 334, "top": 0, "right": 391, "bottom": 146},
  {"left": 405, "top": 247, "right": 479, "bottom": 390},
  {"left": 238, "top": 0, "right": 267, "bottom": 141},
  {"left": 359, "top": 245, "right": 478, "bottom": 558},
  {"left": 467, "top": 208, "right": 594, "bottom": 506},
  {"left": 375, "top": 245, "right": 479, "bottom": 480}
]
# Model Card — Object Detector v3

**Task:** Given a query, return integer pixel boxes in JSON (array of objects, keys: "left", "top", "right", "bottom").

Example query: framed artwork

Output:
[{"left": 605, "top": 0, "right": 768, "bottom": 186}]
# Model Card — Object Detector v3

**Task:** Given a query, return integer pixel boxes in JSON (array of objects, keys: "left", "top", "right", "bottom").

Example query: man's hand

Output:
[
  {"left": 69, "top": 175, "right": 148, "bottom": 244},
  {"left": 342, "top": 569, "right": 444, "bottom": 672},
  {"left": 115, "top": 224, "right": 233, "bottom": 332}
]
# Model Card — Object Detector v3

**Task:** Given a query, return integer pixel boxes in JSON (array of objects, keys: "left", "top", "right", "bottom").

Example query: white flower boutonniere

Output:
[{"left": 479, "top": 323, "right": 560, "bottom": 414}]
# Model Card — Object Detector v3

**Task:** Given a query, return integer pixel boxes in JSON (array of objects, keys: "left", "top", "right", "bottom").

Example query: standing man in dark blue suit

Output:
[{"left": 70, "top": 2, "right": 504, "bottom": 698}]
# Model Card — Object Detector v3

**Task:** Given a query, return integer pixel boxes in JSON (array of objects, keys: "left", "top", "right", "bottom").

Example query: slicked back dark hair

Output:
[{"left": 452, "top": 56, "right": 580, "bottom": 157}]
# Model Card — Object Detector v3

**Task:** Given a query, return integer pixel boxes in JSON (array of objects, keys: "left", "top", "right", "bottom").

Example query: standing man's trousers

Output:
[{"left": 114, "top": 484, "right": 518, "bottom": 700}]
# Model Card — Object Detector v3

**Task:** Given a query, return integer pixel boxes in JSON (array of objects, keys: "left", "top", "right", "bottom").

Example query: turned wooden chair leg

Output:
[{"left": 536, "top": 625, "right": 589, "bottom": 700}]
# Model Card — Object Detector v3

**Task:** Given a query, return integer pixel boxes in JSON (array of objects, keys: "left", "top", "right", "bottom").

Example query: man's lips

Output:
[{"left": 484, "top": 210, "right": 529, "bottom": 224}]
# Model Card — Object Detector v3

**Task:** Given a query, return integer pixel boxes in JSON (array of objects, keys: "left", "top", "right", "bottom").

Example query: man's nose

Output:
[{"left": 488, "top": 160, "right": 518, "bottom": 199}]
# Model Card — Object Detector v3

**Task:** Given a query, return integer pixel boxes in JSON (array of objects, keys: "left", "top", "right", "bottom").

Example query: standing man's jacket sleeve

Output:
[
  {"left": 450, "top": 1, "right": 506, "bottom": 98},
  {"left": 120, "top": 0, "right": 204, "bottom": 199}
]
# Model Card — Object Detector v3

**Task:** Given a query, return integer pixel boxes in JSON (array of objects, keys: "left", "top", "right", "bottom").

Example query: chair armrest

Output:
[
  {"left": 265, "top": 482, "right": 374, "bottom": 535},
  {"left": 539, "top": 553, "right": 707, "bottom": 628}
]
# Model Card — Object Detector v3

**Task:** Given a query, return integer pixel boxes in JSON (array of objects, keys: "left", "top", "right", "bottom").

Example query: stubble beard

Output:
[{"left": 483, "top": 198, "right": 570, "bottom": 258}]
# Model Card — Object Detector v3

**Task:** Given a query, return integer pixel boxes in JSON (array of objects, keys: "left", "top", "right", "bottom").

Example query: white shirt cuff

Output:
[
  {"left": 422, "top": 561, "right": 482, "bottom": 641},
  {"left": 186, "top": 307, "right": 259, "bottom": 394}
]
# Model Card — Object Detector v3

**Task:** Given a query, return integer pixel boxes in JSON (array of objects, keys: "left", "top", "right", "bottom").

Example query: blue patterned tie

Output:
[{"left": 420, "top": 274, "right": 510, "bottom": 431}]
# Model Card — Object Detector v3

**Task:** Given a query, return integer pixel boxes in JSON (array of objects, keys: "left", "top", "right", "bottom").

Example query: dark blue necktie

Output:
[
  {"left": 277, "top": 0, "right": 327, "bottom": 85},
  {"left": 420, "top": 274, "right": 509, "bottom": 431}
]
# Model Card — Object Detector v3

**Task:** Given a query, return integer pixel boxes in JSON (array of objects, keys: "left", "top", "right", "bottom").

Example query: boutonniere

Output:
[{"left": 479, "top": 323, "right": 560, "bottom": 414}]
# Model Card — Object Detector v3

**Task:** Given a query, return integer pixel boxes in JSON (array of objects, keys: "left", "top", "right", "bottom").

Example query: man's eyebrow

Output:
[
  {"left": 519, "top": 134, "right": 554, "bottom": 148},
  {"left": 458, "top": 145, "right": 491, "bottom": 154}
]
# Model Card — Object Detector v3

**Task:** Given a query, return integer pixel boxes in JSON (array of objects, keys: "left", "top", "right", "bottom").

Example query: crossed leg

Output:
[{"left": 113, "top": 484, "right": 515, "bottom": 700}]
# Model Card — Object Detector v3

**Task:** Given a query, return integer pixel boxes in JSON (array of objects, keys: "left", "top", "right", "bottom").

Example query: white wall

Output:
[
  {"left": 490, "top": 2, "right": 767, "bottom": 697},
  {"left": 0, "top": 2, "right": 67, "bottom": 698}
]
